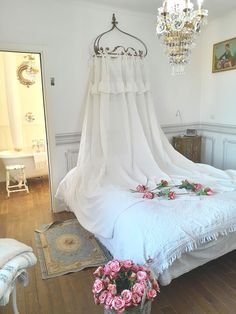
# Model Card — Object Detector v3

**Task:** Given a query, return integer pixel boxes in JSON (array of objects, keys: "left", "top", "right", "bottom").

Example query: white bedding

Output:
[
  {"left": 158, "top": 232, "right": 236, "bottom": 285},
  {"left": 95, "top": 190, "right": 236, "bottom": 279}
]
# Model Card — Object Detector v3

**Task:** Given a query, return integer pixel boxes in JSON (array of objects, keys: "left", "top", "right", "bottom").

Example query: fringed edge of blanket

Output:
[{"left": 152, "top": 224, "right": 236, "bottom": 274}]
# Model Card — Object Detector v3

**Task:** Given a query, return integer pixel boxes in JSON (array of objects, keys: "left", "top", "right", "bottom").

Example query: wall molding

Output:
[
  {"left": 55, "top": 132, "right": 81, "bottom": 145},
  {"left": 161, "top": 122, "right": 236, "bottom": 136},
  {"left": 199, "top": 122, "right": 236, "bottom": 136},
  {"left": 55, "top": 122, "right": 236, "bottom": 145},
  {"left": 161, "top": 122, "right": 200, "bottom": 135}
]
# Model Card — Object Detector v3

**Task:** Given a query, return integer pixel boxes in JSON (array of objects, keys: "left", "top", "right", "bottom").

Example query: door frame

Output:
[{"left": 0, "top": 43, "right": 56, "bottom": 211}]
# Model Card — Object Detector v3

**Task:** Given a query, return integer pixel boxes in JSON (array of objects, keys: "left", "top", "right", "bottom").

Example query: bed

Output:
[
  {"left": 94, "top": 191, "right": 236, "bottom": 285},
  {"left": 57, "top": 167, "right": 236, "bottom": 285},
  {"left": 55, "top": 55, "right": 236, "bottom": 286}
]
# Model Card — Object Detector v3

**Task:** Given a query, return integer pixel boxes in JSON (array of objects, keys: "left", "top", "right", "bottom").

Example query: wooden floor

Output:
[{"left": 1, "top": 179, "right": 236, "bottom": 314}]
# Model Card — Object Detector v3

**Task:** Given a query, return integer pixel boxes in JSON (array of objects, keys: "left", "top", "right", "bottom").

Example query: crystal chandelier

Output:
[{"left": 156, "top": 0, "right": 208, "bottom": 75}]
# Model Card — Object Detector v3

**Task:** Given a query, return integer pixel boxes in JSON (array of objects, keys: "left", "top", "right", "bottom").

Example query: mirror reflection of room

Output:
[{"left": 0, "top": 51, "right": 50, "bottom": 201}]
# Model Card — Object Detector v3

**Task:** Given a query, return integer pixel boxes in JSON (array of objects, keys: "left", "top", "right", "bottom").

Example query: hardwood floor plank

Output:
[{"left": 1, "top": 179, "right": 236, "bottom": 314}]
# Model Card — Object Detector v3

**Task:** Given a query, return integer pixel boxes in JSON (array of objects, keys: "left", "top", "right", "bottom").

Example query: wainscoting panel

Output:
[
  {"left": 222, "top": 139, "right": 236, "bottom": 170},
  {"left": 55, "top": 122, "right": 236, "bottom": 179},
  {"left": 65, "top": 149, "right": 79, "bottom": 172},
  {"left": 201, "top": 136, "right": 215, "bottom": 166}
]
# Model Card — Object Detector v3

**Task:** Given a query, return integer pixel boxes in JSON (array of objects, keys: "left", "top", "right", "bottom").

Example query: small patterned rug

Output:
[{"left": 35, "top": 219, "right": 112, "bottom": 279}]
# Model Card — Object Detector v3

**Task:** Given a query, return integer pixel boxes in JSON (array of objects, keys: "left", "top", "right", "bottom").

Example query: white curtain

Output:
[
  {"left": 56, "top": 55, "right": 236, "bottom": 238},
  {"left": 3, "top": 53, "right": 23, "bottom": 151}
]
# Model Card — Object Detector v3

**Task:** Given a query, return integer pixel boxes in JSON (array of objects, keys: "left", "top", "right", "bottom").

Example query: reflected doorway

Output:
[{"left": 0, "top": 51, "right": 51, "bottom": 206}]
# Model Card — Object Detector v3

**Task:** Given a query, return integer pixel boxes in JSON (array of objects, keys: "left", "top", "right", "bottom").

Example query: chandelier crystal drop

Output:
[{"left": 156, "top": 0, "right": 208, "bottom": 75}]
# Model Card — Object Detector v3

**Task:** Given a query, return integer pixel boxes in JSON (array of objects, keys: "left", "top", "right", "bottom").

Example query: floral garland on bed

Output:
[{"left": 131, "top": 179, "right": 214, "bottom": 200}]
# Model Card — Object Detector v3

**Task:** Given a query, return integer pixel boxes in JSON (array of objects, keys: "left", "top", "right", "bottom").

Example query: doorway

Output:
[{"left": 0, "top": 51, "right": 51, "bottom": 206}]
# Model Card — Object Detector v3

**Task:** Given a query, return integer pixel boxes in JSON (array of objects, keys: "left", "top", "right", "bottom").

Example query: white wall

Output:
[
  {"left": 200, "top": 10, "right": 236, "bottom": 125},
  {"left": 0, "top": 0, "right": 203, "bottom": 208},
  {"left": 197, "top": 10, "right": 236, "bottom": 171}
]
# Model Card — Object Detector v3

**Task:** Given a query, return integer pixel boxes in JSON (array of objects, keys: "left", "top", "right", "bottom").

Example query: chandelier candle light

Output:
[{"left": 156, "top": 0, "right": 208, "bottom": 75}]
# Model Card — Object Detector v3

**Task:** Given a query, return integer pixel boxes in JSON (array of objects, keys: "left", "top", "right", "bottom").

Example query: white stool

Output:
[{"left": 5, "top": 165, "right": 29, "bottom": 197}]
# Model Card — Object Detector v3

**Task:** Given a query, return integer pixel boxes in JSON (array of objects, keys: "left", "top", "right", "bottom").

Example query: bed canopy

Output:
[{"left": 56, "top": 15, "right": 236, "bottom": 239}]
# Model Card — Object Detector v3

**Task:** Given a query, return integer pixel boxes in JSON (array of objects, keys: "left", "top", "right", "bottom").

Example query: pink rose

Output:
[
  {"left": 93, "top": 266, "right": 104, "bottom": 277},
  {"left": 122, "top": 260, "right": 133, "bottom": 269},
  {"left": 92, "top": 278, "right": 104, "bottom": 294},
  {"left": 168, "top": 191, "right": 176, "bottom": 200},
  {"left": 104, "top": 264, "right": 111, "bottom": 275},
  {"left": 98, "top": 290, "right": 108, "bottom": 304},
  {"left": 147, "top": 289, "right": 157, "bottom": 300},
  {"left": 143, "top": 191, "right": 155, "bottom": 199},
  {"left": 132, "top": 283, "right": 145, "bottom": 296},
  {"left": 104, "top": 277, "right": 111, "bottom": 285},
  {"left": 205, "top": 187, "right": 214, "bottom": 195},
  {"left": 105, "top": 292, "right": 113, "bottom": 310},
  {"left": 108, "top": 284, "right": 117, "bottom": 295},
  {"left": 136, "top": 185, "right": 146, "bottom": 193},
  {"left": 132, "top": 264, "right": 139, "bottom": 272},
  {"left": 137, "top": 271, "right": 148, "bottom": 282},
  {"left": 112, "top": 296, "right": 126, "bottom": 313},
  {"left": 132, "top": 293, "right": 142, "bottom": 306},
  {"left": 121, "top": 289, "right": 132, "bottom": 306},
  {"left": 193, "top": 183, "right": 203, "bottom": 192},
  {"left": 161, "top": 180, "right": 168, "bottom": 187},
  {"left": 104, "top": 260, "right": 120, "bottom": 277},
  {"left": 109, "top": 260, "right": 121, "bottom": 273}
]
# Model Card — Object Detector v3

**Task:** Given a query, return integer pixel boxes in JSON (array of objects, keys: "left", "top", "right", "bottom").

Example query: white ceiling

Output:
[{"left": 84, "top": 0, "right": 236, "bottom": 19}]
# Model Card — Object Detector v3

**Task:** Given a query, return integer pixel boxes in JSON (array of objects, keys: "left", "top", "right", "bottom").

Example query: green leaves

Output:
[{"left": 179, "top": 180, "right": 194, "bottom": 190}]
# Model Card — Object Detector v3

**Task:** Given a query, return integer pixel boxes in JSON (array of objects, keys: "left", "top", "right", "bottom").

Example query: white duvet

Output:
[{"left": 96, "top": 191, "right": 236, "bottom": 274}]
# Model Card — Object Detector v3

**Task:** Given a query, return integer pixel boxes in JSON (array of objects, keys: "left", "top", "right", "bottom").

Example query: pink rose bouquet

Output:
[
  {"left": 92, "top": 260, "right": 160, "bottom": 313},
  {"left": 130, "top": 179, "right": 214, "bottom": 200}
]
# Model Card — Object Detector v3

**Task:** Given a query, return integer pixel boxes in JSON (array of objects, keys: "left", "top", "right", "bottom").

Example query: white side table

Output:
[{"left": 5, "top": 165, "right": 29, "bottom": 197}]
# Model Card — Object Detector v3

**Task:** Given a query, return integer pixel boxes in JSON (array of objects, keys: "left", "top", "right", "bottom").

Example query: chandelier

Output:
[{"left": 156, "top": 0, "right": 208, "bottom": 75}]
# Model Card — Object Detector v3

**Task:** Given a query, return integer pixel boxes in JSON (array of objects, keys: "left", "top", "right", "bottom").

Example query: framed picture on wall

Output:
[{"left": 212, "top": 37, "right": 236, "bottom": 73}]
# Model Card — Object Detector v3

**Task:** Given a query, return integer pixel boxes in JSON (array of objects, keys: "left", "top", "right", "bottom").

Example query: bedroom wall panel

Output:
[
  {"left": 157, "top": 123, "right": 236, "bottom": 171},
  {"left": 199, "top": 125, "right": 236, "bottom": 170},
  {"left": 222, "top": 139, "right": 236, "bottom": 170},
  {"left": 199, "top": 9, "right": 236, "bottom": 126},
  {"left": 201, "top": 136, "right": 215, "bottom": 166},
  {"left": 52, "top": 121, "right": 236, "bottom": 199},
  {"left": 66, "top": 149, "right": 79, "bottom": 172},
  {"left": 54, "top": 133, "right": 80, "bottom": 185}
]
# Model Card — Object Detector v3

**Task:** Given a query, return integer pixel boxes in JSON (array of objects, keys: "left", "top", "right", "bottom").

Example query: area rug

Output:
[{"left": 34, "top": 219, "right": 112, "bottom": 279}]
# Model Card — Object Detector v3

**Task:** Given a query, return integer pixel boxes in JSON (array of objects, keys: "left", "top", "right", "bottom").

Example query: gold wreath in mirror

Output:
[{"left": 16, "top": 55, "right": 39, "bottom": 88}]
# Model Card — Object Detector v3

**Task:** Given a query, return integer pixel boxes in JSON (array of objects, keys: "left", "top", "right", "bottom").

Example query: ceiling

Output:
[{"left": 84, "top": 0, "right": 236, "bottom": 19}]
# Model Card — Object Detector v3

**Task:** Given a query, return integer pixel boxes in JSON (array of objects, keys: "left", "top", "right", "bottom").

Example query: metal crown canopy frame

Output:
[{"left": 94, "top": 14, "right": 148, "bottom": 57}]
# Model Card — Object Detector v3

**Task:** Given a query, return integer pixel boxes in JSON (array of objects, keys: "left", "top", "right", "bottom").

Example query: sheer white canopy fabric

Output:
[{"left": 56, "top": 55, "right": 236, "bottom": 238}]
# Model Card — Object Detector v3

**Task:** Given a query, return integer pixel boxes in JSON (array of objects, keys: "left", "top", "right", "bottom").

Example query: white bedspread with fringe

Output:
[{"left": 97, "top": 190, "right": 236, "bottom": 275}]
